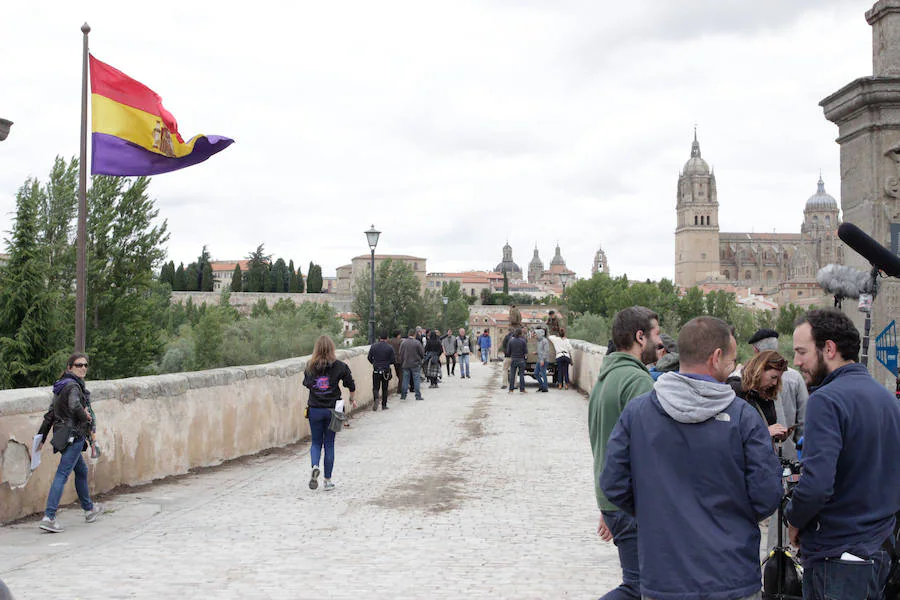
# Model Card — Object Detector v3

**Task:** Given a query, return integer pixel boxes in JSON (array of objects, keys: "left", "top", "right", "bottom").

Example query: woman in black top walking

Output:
[
  {"left": 303, "top": 336, "right": 356, "bottom": 491},
  {"left": 424, "top": 330, "right": 443, "bottom": 388}
]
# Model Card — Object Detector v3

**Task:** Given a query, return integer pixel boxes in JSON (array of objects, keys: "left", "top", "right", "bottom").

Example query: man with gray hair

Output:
[{"left": 747, "top": 328, "right": 807, "bottom": 461}]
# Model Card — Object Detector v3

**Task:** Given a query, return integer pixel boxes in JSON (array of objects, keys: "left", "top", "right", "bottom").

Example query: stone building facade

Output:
[
  {"left": 526, "top": 245, "right": 576, "bottom": 286},
  {"left": 673, "top": 132, "right": 843, "bottom": 305},
  {"left": 336, "top": 254, "right": 426, "bottom": 295}
]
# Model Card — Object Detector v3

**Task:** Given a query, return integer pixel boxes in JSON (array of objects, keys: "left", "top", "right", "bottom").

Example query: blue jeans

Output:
[
  {"left": 535, "top": 361, "right": 548, "bottom": 391},
  {"left": 480, "top": 347, "right": 489, "bottom": 363},
  {"left": 509, "top": 358, "right": 526, "bottom": 391},
  {"left": 459, "top": 353, "right": 470, "bottom": 377},
  {"left": 802, "top": 549, "right": 891, "bottom": 600},
  {"left": 557, "top": 356, "right": 571, "bottom": 385},
  {"left": 601, "top": 510, "right": 640, "bottom": 600},
  {"left": 401, "top": 367, "right": 422, "bottom": 399},
  {"left": 45, "top": 437, "right": 93, "bottom": 519},
  {"left": 308, "top": 407, "right": 336, "bottom": 479}
]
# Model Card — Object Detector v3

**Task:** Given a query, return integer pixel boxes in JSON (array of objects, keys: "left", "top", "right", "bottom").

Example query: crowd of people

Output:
[{"left": 592, "top": 306, "right": 900, "bottom": 600}]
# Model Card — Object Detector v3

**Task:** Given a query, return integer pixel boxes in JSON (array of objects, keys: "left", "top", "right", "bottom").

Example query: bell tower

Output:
[{"left": 674, "top": 130, "right": 721, "bottom": 287}]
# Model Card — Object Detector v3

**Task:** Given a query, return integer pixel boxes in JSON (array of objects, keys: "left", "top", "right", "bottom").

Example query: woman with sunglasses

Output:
[
  {"left": 729, "top": 350, "right": 790, "bottom": 444},
  {"left": 36, "top": 352, "right": 104, "bottom": 533}
]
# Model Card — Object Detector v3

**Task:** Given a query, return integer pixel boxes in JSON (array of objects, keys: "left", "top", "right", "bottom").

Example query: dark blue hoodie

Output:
[{"left": 784, "top": 363, "right": 900, "bottom": 564}]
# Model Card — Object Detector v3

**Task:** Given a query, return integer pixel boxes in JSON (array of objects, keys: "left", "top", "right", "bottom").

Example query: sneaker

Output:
[
  {"left": 85, "top": 504, "right": 104, "bottom": 523},
  {"left": 323, "top": 481, "right": 335, "bottom": 492},
  {"left": 372, "top": 401, "right": 378, "bottom": 412},
  {"left": 400, "top": 395, "right": 407, "bottom": 400},
  {"left": 382, "top": 404, "right": 389, "bottom": 410},
  {"left": 416, "top": 397, "right": 424, "bottom": 401},
  {"left": 39, "top": 516, "right": 63, "bottom": 533},
  {"left": 309, "top": 466, "right": 320, "bottom": 490}
]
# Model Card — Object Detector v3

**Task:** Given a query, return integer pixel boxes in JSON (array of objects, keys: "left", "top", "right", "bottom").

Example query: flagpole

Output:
[{"left": 75, "top": 22, "right": 90, "bottom": 353}]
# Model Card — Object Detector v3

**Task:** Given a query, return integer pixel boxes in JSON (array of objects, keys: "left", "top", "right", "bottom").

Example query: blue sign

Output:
[{"left": 875, "top": 320, "right": 898, "bottom": 377}]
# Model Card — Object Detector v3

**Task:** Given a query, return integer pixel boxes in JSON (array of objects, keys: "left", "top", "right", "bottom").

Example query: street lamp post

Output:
[
  {"left": 365, "top": 225, "right": 381, "bottom": 345},
  {"left": 0, "top": 119, "right": 12, "bottom": 141},
  {"left": 442, "top": 296, "right": 449, "bottom": 330},
  {"left": 559, "top": 271, "right": 570, "bottom": 296}
]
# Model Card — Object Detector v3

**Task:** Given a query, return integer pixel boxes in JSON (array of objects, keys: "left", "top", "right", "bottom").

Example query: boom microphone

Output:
[
  {"left": 816, "top": 264, "right": 876, "bottom": 299},
  {"left": 837, "top": 222, "right": 900, "bottom": 277}
]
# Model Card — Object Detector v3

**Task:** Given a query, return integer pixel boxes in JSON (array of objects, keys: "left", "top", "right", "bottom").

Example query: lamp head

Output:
[{"left": 365, "top": 224, "right": 381, "bottom": 250}]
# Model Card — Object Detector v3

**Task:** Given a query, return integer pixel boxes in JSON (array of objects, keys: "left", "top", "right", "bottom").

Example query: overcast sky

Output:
[{"left": 0, "top": 1, "right": 873, "bottom": 282}]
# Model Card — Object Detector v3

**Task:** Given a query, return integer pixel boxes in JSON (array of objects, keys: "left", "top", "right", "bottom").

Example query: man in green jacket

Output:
[{"left": 589, "top": 306, "right": 661, "bottom": 600}]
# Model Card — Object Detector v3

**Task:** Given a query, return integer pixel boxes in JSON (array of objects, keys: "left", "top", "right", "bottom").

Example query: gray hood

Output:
[{"left": 653, "top": 372, "right": 735, "bottom": 423}]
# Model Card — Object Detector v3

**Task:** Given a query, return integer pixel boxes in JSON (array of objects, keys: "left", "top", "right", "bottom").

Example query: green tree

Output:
[
  {"left": 230, "top": 264, "right": 243, "bottom": 292},
  {"left": 193, "top": 309, "right": 224, "bottom": 369},
  {"left": 502, "top": 270, "right": 509, "bottom": 295},
  {"left": 776, "top": 303, "right": 807, "bottom": 335},
  {"left": 246, "top": 244, "right": 270, "bottom": 292},
  {"left": 159, "top": 260, "right": 175, "bottom": 288},
  {"left": 184, "top": 263, "right": 199, "bottom": 291},
  {"left": 174, "top": 263, "right": 187, "bottom": 291},
  {"left": 270, "top": 258, "right": 288, "bottom": 292},
  {"left": 676, "top": 287, "right": 706, "bottom": 327},
  {"left": 567, "top": 313, "right": 610, "bottom": 346},
  {"left": 352, "top": 258, "right": 421, "bottom": 337},
  {"left": 0, "top": 178, "right": 67, "bottom": 388},
  {"left": 83, "top": 175, "right": 169, "bottom": 380},
  {"left": 41, "top": 156, "right": 79, "bottom": 296},
  {"left": 201, "top": 262, "right": 214, "bottom": 292},
  {"left": 288, "top": 260, "right": 300, "bottom": 293},
  {"left": 297, "top": 264, "right": 305, "bottom": 293},
  {"left": 307, "top": 262, "right": 323, "bottom": 293}
]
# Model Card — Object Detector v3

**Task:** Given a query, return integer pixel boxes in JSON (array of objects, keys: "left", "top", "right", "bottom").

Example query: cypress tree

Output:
[
  {"left": 230, "top": 264, "right": 243, "bottom": 292},
  {"left": 174, "top": 263, "right": 187, "bottom": 291},
  {"left": 201, "top": 262, "right": 214, "bottom": 291}
]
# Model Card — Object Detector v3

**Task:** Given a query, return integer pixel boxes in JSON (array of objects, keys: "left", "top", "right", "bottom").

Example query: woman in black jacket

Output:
[
  {"left": 37, "top": 352, "right": 104, "bottom": 533},
  {"left": 303, "top": 336, "right": 356, "bottom": 491},
  {"left": 424, "top": 330, "right": 443, "bottom": 388},
  {"left": 729, "top": 350, "right": 790, "bottom": 445}
]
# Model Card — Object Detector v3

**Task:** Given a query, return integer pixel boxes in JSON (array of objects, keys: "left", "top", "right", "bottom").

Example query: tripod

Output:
[{"left": 762, "top": 443, "right": 803, "bottom": 600}]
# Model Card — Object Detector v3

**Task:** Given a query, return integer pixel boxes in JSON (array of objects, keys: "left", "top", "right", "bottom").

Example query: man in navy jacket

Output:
[
  {"left": 786, "top": 309, "right": 900, "bottom": 600},
  {"left": 601, "top": 317, "right": 782, "bottom": 600}
]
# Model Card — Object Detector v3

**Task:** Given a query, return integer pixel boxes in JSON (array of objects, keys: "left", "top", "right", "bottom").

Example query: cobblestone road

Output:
[{"left": 0, "top": 361, "right": 621, "bottom": 599}]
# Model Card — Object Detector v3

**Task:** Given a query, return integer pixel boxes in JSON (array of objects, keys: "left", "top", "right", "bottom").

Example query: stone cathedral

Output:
[{"left": 673, "top": 132, "right": 843, "bottom": 304}]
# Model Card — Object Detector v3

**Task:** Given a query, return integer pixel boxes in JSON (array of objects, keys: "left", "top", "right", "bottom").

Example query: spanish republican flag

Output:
[{"left": 89, "top": 55, "right": 233, "bottom": 176}]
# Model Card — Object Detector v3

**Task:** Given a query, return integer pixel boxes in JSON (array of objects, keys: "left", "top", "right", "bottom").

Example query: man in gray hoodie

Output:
[{"left": 601, "top": 317, "right": 782, "bottom": 600}]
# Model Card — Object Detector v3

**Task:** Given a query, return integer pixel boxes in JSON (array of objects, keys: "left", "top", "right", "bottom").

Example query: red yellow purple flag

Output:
[{"left": 89, "top": 55, "right": 233, "bottom": 176}]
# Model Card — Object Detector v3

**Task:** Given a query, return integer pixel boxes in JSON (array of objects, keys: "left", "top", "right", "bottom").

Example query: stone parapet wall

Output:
[
  {"left": 170, "top": 291, "right": 353, "bottom": 314},
  {"left": 0, "top": 341, "right": 606, "bottom": 524},
  {"left": 0, "top": 348, "right": 373, "bottom": 524}
]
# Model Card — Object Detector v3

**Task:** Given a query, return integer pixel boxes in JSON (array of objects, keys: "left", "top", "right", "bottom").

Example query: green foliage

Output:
[
  {"left": 0, "top": 178, "right": 68, "bottom": 387},
  {"left": 352, "top": 258, "right": 422, "bottom": 337},
  {"left": 251, "top": 299, "right": 270, "bottom": 318},
  {"left": 174, "top": 263, "right": 187, "bottom": 291},
  {"left": 159, "top": 260, "right": 175, "bottom": 288},
  {"left": 776, "top": 303, "right": 807, "bottom": 335},
  {"left": 502, "top": 270, "right": 509, "bottom": 294},
  {"left": 230, "top": 264, "right": 243, "bottom": 292},
  {"left": 307, "top": 262, "right": 323, "bottom": 293},
  {"left": 568, "top": 313, "right": 610, "bottom": 346},
  {"left": 245, "top": 244, "right": 270, "bottom": 292},
  {"left": 201, "top": 262, "right": 214, "bottom": 292}
]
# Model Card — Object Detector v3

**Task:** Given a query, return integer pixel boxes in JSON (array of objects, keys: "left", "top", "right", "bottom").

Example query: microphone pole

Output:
[{"left": 859, "top": 267, "right": 880, "bottom": 368}]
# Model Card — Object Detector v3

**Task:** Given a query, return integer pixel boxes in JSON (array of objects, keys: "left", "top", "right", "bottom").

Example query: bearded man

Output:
[{"left": 786, "top": 309, "right": 900, "bottom": 600}]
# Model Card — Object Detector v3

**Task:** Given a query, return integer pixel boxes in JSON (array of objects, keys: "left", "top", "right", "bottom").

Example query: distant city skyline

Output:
[{"left": 1, "top": 1, "right": 865, "bottom": 282}]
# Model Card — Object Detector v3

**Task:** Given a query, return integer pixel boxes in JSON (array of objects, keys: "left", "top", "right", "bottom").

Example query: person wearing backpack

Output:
[{"left": 36, "top": 352, "right": 104, "bottom": 533}]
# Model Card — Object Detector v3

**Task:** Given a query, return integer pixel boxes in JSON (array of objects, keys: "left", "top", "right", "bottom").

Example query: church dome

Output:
[
  {"left": 529, "top": 247, "right": 543, "bottom": 270},
  {"left": 805, "top": 177, "right": 838, "bottom": 210},
  {"left": 495, "top": 242, "right": 522, "bottom": 273},
  {"left": 550, "top": 244, "right": 566, "bottom": 267},
  {"left": 682, "top": 132, "right": 710, "bottom": 176}
]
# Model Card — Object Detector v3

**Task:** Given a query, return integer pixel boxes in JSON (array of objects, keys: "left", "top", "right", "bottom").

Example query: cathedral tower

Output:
[
  {"left": 528, "top": 246, "right": 544, "bottom": 283},
  {"left": 674, "top": 131, "right": 721, "bottom": 287}
]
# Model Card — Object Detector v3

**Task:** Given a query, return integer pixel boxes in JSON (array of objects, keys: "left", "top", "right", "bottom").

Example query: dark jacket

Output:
[
  {"left": 303, "top": 360, "right": 355, "bottom": 409},
  {"left": 601, "top": 373, "right": 782, "bottom": 600},
  {"left": 424, "top": 337, "right": 443, "bottom": 355},
  {"left": 367, "top": 341, "right": 396, "bottom": 371},
  {"left": 388, "top": 336, "right": 403, "bottom": 366},
  {"left": 398, "top": 337, "right": 425, "bottom": 369},
  {"left": 507, "top": 335, "right": 527, "bottom": 360},
  {"left": 38, "top": 373, "right": 93, "bottom": 449},
  {"left": 785, "top": 363, "right": 900, "bottom": 564}
]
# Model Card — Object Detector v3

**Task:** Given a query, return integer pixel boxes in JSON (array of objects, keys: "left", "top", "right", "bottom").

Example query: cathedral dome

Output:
[
  {"left": 805, "top": 177, "right": 837, "bottom": 210},
  {"left": 495, "top": 242, "right": 522, "bottom": 273},
  {"left": 682, "top": 133, "right": 710, "bottom": 176}
]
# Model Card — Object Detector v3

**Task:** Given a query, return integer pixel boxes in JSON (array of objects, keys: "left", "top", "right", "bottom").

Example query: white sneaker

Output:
[
  {"left": 85, "top": 504, "right": 104, "bottom": 523},
  {"left": 323, "top": 480, "right": 335, "bottom": 491},
  {"left": 39, "top": 516, "right": 64, "bottom": 533}
]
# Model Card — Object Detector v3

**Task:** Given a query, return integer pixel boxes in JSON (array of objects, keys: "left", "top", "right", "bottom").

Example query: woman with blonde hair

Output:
[
  {"left": 303, "top": 335, "right": 356, "bottom": 491},
  {"left": 730, "top": 350, "right": 790, "bottom": 443}
]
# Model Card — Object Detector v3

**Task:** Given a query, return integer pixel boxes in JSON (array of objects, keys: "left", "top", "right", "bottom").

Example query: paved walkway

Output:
[{"left": 0, "top": 361, "right": 621, "bottom": 599}]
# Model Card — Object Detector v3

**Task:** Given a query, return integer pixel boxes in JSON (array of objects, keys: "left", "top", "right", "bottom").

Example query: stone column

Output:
[{"left": 821, "top": 0, "right": 900, "bottom": 387}]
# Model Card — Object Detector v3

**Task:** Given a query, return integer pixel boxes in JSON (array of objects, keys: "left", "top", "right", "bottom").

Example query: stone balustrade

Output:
[{"left": 0, "top": 341, "right": 607, "bottom": 524}]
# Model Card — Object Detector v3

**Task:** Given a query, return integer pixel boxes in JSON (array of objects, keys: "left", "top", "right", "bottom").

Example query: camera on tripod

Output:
[
  {"left": 762, "top": 445, "right": 804, "bottom": 600},
  {"left": 781, "top": 457, "right": 801, "bottom": 493}
]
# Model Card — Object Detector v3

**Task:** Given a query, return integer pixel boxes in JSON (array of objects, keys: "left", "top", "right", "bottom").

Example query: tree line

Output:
[
  {"left": 158, "top": 244, "right": 325, "bottom": 294},
  {"left": 0, "top": 157, "right": 342, "bottom": 389}
]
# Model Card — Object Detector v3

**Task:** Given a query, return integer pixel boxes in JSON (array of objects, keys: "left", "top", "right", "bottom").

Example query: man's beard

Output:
[
  {"left": 640, "top": 343, "right": 658, "bottom": 366},
  {"left": 804, "top": 349, "right": 829, "bottom": 388}
]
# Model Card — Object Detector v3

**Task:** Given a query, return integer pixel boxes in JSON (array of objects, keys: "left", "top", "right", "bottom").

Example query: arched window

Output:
[
  {"left": 694, "top": 215, "right": 698, "bottom": 225},
  {"left": 766, "top": 270, "right": 773, "bottom": 282}
]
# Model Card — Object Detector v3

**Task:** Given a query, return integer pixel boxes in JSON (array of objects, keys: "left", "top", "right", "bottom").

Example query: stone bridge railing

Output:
[{"left": 0, "top": 341, "right": 606, "bottom": 523}]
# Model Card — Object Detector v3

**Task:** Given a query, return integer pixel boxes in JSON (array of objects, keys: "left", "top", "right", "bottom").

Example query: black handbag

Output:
[{"left": 50, "top": 423, "right": 73, "bottom": 454}]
